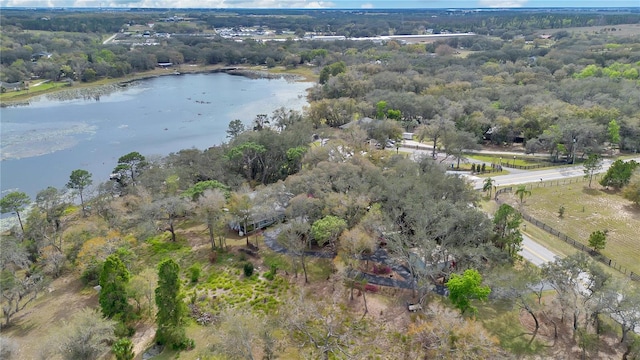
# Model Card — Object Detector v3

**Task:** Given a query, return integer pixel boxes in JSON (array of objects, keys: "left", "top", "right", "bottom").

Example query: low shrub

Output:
[
  {"left": 264, "top": 271, "right": 275, "bottom": 281},
  {"left": 243, "top": 262, "right": 254, "bottom": 277},
  {"left": 172, "top": 337, "right": 195, "bottom": 351},
  {"left": 147, "top": 235, "right": 184, "bottom": 255},
  {"left": 114, "top": 321, "right": 135, "bottom": 338},
  {"left": 80, "top": 260, "right": 102, "bottom": 286},
  {"left": 263, "top": 254, "right": 288, "bottom": 272},
  {"left": 188, "top": 263, "right": 202, "bottom": 283}
]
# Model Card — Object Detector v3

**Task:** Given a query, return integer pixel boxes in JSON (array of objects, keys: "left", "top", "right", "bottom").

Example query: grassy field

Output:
[
  {"left": 534, "top": 23, "right": 640, "bottom": 37},
  {"left": 500, "top": 177, "right": 640, "bottom": 276},
  {"left": 481, "top": 195, "right": 577, "bottom": 259},
  {"left": 0, "top": 81, "right": 71, "bottom": 101},
  {"left": 467, "top": 153, "right": 554, "bottom": 168},
  {"left": 252, "top": 65, "right": 318, "bottom": 82}
]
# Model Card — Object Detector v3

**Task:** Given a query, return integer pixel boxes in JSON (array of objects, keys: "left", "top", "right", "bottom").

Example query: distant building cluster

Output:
[{"left": 108, "top": 15, "right": 476, "bottom": 48}]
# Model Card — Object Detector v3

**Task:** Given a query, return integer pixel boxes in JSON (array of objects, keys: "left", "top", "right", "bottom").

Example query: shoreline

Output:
[{"left": 0, "top": 65, "right": 315, "bottom": 108}]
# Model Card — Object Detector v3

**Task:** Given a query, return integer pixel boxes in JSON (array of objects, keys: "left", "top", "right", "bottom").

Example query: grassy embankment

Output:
[
  {"left": 467, "top": 153, "right": 559, "bottom": 168},
  {"left": 480, "top": 193, "right": 578, "bottom": 260},
  {"left": 477, "top": 183, "right": 634, "bottom": 355}
]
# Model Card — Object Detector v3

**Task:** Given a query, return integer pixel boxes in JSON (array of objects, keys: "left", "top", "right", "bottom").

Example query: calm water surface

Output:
[{"left": 0, "top": 73, "right": 310, "bottom": 199}]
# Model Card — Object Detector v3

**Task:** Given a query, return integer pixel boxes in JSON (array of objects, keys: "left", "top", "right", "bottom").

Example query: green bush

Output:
[
  {"left": 147, "top": 235, "right": 185, "bottom": 255},
  {"left": 188, "top": 263, "right": 202, "bottom": 283},
  {"left": 243, "top": 262, "right": 254, "bottom": 277},
  {"left": 112, "top": 338, "right": 134, "bottom": 360},
  {"left": 80, "top": 260, "right": 102, "bottom": 286},
  {"left": 263, "top": 254, "right": 288, "bottom": 272},
  {"left": 114, "top": 321, "right": 135, "bottom": 338}
]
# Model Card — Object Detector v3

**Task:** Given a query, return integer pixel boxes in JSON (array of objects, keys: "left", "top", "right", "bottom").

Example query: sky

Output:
[{"left": 0, "top": 0, "right": 638, "bottom": 8}]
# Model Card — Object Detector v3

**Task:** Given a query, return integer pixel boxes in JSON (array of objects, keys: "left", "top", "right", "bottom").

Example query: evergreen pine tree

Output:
[
  {"left": 99, "top": 254, "right": 131, "bottom": 319},
  {"left": 155, "top": 258, "right": 190, "bottom": 349}
]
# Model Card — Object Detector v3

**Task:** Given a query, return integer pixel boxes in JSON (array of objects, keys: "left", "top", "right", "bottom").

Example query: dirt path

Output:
[
  {"left": 30, "top": 80, "right": 50, "bottom": 87},
  {"left": 3, "top": 275, "right": 98, "bottom": 359},
  {"left": 131, "top": 324, "right": 156, "bottom": 359}
]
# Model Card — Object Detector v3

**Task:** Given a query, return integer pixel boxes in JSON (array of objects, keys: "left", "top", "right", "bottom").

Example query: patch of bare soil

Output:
[
  {"left": 3, "top": 275, "right": 98, "bottom": 359},
  {"left": 518, "top": 305, "right": 626, "bottom": 360},
  {"left": 131, "top": 323, "right": 156, "bottom": 359},
  {"left": 518, "top": 309, "right": 555, "bottom": 341},
  {"left": 179, "top": 224, "right": 210, "bottom": 250},
  {"left": 355, "top": 290, "right": 411, "bottom": 329}
]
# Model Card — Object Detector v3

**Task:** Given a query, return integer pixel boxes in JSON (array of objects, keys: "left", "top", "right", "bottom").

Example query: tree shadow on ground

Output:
[
  {"left": 581, "top": 187, "right": 602, "bottom": 196},
  {"left": 598, "top": 187, "right": 620, "bottom": 195},
  {"left": 2, "top": 318, "right": 37, "bottom": 337},
  {"left": 477, "top": 304, "right": 548, "bottom": 356},
  {"left": 623, "top": 204, "right": 640, "bottom": 219}
]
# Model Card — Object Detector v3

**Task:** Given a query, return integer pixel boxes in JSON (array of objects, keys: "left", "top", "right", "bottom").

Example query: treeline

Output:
[
  {"left": 0, "top": 11, "right": 156, "bottom": 33},
  {"left": 2, "top": 9, "right": 640, "bottom": 359},
  {"left": 2, "top": 8, "right": 639, "bottom": 37},
  {"left": 0, "top": 27, "right": 381, "bottom": 83},
  {"left": 305, "top": 33, "right": 640, "bottom": 157}
]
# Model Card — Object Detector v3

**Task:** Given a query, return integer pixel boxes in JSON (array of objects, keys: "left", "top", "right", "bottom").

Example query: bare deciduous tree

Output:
[
  {"left": 278, "top": 221, "right": 311, "bottom": 283},
  {"left": 542, "top": 253, "right": 610, "bottom": 336},
  {"left": 145, "top": 196, "right": 191, "bottom": 242},
  {"left": 209, "top": 309, "right": 277, "bottom": 360},
  {"left": 404, "top": 303, "right": 508, "bottom": 359},
  {"left": 54, "top": 308, "right": 115, "bottom": 360},
  {"left": 1, "top": 236, "right": 47, "bottom": 326},
  {"left": 196, "top": 189, "right": 228, "bottom": 251},
  {"left": 285, "top": 292, "right": 354, "bottom": 360}
]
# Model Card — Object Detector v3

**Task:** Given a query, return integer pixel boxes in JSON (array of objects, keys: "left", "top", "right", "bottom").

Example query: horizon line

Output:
[{"left": 1, "top": 5, "right": 639, "bottom": 9}]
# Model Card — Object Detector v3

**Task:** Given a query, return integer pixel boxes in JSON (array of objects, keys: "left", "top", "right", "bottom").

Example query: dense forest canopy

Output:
[{"left": 2, "top": 8, "right": 639, "bottom": 158}]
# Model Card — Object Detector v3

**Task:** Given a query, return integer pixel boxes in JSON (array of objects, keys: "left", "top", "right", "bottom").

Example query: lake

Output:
[{"left": 0, "top": 73, "right": 311, "bottom": 200}]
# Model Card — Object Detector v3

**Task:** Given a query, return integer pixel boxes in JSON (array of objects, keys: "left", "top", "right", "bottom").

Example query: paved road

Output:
[
  {"left": 402, "top": 139, "right": 526, "bottom": 157},
  {"left": 103, "top": 33, "right": 117, "bottom": 45},
  {"left": 519, "top": 234, "right": 559, "bottom": 267},
  {"left": 400, "top": 137, "right": 639, "bottom": 190},
  {"left": 464, "top": 159, "right": 616, "bottom": 190}
]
